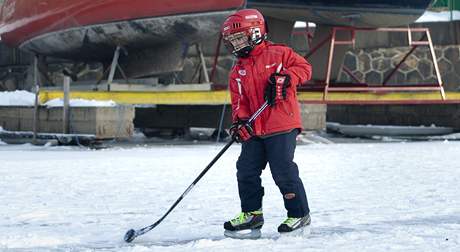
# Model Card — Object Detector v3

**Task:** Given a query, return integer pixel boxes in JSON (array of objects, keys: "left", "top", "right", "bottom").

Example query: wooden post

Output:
[
  {"left": 32, "top": 56, "right": 40, "bottom": 144},
  {"left": 63, "top": 76, "right": 71, "bottom": 134}
]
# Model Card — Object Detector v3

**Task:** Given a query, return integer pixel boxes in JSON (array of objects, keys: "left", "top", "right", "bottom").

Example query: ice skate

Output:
[
  {"left": 278, "top": 214, "right": 311, "bottom": 237},
  {"left": 224, "top": 210, "right": 264, "bottom": 239}
]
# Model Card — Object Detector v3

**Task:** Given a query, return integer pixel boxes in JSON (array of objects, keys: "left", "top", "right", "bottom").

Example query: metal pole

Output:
[
  {"left": 210, "top": 34, "right": 222, "bottom": 83},
  {"left": 426, "top": 30, "right": 446, "bottom": 100},
  {"left": 323, "top": 28, "right": 336, "bottom": 100},
  {"left": 32, "top": 56, "right": 40, "bottom": 144},
  {"left": 215, "top": 103, "right": 227, "bottom": 144},
  {"left": 305, "top": 34, "right": 332, "bottom": 60},
  {"left": 107, "top": 46, "right": 121, "bottom": 90},
  {"left": 63, "top": 76, "right": 71, "bottom": 134},
  {"left": 197, "top": 44, "right": 210, "bottom": 83},
  {"left": 382, "top": 37, "right": 423, "bottom": 85}
]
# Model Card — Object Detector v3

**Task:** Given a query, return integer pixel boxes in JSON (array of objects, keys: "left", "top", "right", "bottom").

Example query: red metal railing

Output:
[
  {"left": 210, "top": 26, "right": 447, "bottom": 103},
  {"left": 317, "top": 27, "right": 446, "bottom": 100}
]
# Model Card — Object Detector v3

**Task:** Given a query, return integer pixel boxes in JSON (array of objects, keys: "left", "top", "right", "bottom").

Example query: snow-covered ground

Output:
[
  {"left": 0, "top": 91, "right": 36, "bottom": 106},
  {"left": 44, "top": 98, "right": 116, "bottom": 108},
  {"left": 416, "top": 10, "right": 460, "bottom": 23},
  {"left": 0, "top": 90, "right": 116, "bottom": 107},
  {"left": 0, "top": 141, "right": 459, "bottom": 251}
]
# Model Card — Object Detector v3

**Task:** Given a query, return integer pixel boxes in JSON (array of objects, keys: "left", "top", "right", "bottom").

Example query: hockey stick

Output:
[
  {"left": 124, "top": 63, "right": 283, "bottom": 243},
  {"left": 124, "top": 101, "right": 269, "bottom": 243}
]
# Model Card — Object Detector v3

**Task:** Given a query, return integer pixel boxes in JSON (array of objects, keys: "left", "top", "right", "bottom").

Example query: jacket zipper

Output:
[{"left": 250, "top": 57, "right": 265, "bottom": 135}]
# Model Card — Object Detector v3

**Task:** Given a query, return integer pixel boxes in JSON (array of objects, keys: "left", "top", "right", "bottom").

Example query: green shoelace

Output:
[
  {"left": 230, "top": 210, "right": 262, "bottom": 225},
  {"left": 282, "top": 217, "right": 299, "bottom": 227}
]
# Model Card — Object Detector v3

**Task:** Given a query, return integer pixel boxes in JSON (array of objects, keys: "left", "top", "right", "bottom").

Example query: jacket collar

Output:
[
  {"left": 237, "top": 41, "right": 270, "bottom": 65},
  {"left": 250, "top": 41, "right": 268, "bottom": 57}
]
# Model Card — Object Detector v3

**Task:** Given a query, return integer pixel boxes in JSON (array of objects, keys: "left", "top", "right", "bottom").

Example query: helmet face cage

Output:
[
  {"left": 223, "top": 31, "right": 250, "bottom": 54},
  {"left": 223, "top": 27, "right": 265, "bottom": 58}
]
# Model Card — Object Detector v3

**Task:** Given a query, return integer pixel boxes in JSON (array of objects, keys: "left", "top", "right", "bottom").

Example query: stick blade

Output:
[{"left": 124, "top": 229, "right": 137, "bottom": 243}]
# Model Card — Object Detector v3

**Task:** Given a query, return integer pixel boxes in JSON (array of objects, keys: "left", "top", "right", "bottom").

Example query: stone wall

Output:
[{"left": 337, "top": 45, "right": 460, "bottom": 91}]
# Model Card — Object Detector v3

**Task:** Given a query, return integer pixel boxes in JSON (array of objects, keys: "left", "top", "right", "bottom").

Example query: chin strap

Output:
[{"left": 235, "top": 46, "right": 253, "bottom": 58}]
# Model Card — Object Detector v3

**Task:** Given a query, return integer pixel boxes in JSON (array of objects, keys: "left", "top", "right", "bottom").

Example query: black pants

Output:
[{"left": 236, "top": 130, "right": 310, "bottom": 218}]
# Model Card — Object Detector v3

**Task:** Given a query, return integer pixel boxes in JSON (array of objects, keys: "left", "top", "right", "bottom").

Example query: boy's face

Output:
[{"left": 223, "top": 31, "right": 251, "bottom": 57}]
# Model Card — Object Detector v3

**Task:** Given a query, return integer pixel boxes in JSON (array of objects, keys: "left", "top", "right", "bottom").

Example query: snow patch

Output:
[
  {"left": 44, "top": 98, "right": 116, "bottom": 107},
  {"left": 294, "top": 21, "right": 316, "bottom": 28},
  {"left": 0, "top": 91, "right": 117, "bottom": 107},
  {"left": 416, "top": 10, "right": 460, "bottom": 22},
  {"left": 0, "top": 91, "right": 35, "bottom": 106}
]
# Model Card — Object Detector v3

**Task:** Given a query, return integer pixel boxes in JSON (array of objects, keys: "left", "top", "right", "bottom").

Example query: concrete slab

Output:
[
  {"left": 301, "top": 104, "right": 327, "bottom": 130},
  {"left": 135, "top": 104, "right": 326, "bottom": 131},
  {"left": 328, "top": 104, "right": 460, "bottom": 130},
  {"left": 0, "top": 106, "right": 134, "bottom": 139}
]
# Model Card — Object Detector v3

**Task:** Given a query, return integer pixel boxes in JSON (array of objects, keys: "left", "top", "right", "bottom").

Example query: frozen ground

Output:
[{"left": 0, "top": 141, "right": 459, "bottom": 251}]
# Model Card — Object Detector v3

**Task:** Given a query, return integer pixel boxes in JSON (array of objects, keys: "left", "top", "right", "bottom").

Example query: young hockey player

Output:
[{"left": 221, "top": 9, "right": 312, "bottom": 239}]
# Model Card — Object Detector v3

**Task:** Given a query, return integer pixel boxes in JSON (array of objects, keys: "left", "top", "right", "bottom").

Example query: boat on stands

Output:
[{"left": 0, "top": 0, "right": 433, "bottom": 78}]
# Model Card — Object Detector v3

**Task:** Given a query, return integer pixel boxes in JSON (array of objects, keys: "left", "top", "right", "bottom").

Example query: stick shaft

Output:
[{"left": 138, "top": 138, "right": 236, "bottom": 235}]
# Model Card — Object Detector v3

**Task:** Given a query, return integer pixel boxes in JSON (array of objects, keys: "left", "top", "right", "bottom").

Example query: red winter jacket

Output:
[{"left": 229, "top": 41, "right": 312, "bottom": 136}]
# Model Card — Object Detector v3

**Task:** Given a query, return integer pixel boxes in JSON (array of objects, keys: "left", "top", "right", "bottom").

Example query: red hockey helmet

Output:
[{"left": 221, "top": 9, "right": 267, "bottom": 58}]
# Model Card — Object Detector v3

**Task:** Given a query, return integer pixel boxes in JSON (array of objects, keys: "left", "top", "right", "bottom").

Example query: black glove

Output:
[
  {"left": 229, "top": 119, "right": 254, "bottom": 143},
  {"left": 264, "top": 73, "right": 291, "bottom": 106}
]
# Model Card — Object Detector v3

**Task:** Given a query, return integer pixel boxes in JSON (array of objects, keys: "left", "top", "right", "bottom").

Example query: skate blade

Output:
[
  {"left": 224, "top": 229, "right": 262, "bottom": 239},
  {"left": 279, "top": 225, "right": 311, "bottom": 238}
]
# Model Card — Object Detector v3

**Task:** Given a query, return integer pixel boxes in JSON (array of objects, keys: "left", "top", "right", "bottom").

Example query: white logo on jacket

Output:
[
  {"left": 245, "top": 15, "right": 258, "bottom": 19},
  {"left": 265, "top": 63, "right": 277, "bottom": 69},
  {"left": 238, "top": 69, "right": 246, "bottom": 76}
]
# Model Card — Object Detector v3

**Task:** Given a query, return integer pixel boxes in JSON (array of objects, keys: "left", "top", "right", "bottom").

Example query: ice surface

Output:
[{"left": 0, "top": 142, "right": 459, "bottom": 251}]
